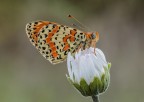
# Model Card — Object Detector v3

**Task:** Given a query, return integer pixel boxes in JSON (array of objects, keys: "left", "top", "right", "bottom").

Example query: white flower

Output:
[{"left": 66, "top": 47, "right": 111, "bottom": 96}]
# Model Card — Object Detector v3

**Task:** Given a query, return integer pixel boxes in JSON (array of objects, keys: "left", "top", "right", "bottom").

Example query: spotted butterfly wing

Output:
[{"left": 26, "top": 21, "right": 87, "bottom": 64}]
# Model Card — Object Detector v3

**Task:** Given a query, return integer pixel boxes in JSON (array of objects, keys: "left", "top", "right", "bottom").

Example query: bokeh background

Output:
[{"left": 0, "top": 0, "right": 144, "bottom": 102}]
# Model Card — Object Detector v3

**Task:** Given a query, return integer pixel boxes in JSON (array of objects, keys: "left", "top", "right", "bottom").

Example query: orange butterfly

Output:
[{"left": 26, "top": 15, "right": 99, "bottom": 64}]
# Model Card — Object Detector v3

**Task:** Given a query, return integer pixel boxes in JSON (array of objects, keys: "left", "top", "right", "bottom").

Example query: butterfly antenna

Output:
[
  {"left": 71, "top": 23, "right": 86, "bottom": 30},
  {"left": 68, "top": 15, "right": 90, "bottom": 30}
]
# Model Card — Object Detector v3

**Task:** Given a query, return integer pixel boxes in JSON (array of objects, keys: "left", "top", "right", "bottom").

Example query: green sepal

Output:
[
  {"left": 66, "top": 76, "right": 73, "bottom": 84},
  {"left": 89, "top": 77, "right": 100, "bottom": 95},
  {"left": 102, "top": 66, "right": 110, "bottom": 92},
  {"left": 108, "top": 62, "right": 111, "bottom": 70},
  {"left": 79, "top": 78, "right": 91, "bottom": 96},
  {"left": 73, "top": 83, "right": 85, "bottom": 96},
  {"left": 66, "top": 76, "right": 85, "bottom": 96},
  {"left": 100, "top": 74, "right": 106, "bottom": 93}
]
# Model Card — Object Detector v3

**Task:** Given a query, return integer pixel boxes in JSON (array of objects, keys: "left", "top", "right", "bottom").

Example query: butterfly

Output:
[{"left": 26, "top": 18, "right": 99, "bottom": 64}]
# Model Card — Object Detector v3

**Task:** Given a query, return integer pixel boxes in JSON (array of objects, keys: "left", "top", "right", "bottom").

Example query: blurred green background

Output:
[{"left": 0, "top": 0, "right": 144, "bottom": 102}]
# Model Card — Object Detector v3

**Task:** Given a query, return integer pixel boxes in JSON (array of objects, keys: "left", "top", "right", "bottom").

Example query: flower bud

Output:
[{"left": 66, "top": 47, "right": 111, "bottom": 96}]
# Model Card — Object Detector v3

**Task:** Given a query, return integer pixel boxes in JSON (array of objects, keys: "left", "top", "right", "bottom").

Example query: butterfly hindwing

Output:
[{"left": 26, "top": 21, "right": 87, "bottom": 64}]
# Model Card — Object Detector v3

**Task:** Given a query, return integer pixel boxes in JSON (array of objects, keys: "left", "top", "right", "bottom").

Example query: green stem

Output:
[{"left": 92, "top": 95, "right": 100, "bottom": 102}]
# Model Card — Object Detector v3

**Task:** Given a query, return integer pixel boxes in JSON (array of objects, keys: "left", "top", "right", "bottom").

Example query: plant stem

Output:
[{"left": 92, "top": 95, "right": 100, "bottom": 102}]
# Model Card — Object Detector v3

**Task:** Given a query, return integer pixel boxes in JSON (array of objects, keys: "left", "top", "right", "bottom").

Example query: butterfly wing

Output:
[{"left": 26, "top": 21, "right": 86, "bottom": 64}]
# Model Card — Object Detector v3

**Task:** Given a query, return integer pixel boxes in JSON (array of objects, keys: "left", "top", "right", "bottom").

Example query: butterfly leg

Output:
[
  {"left": 91, "top": 32, "right": 99, "bottom": 54},
  {"left": 91, "top": 40, "right": 96, "bottom": 54},
  {"left": 76, "top": 43, "right": 83, "bottom": 52}
]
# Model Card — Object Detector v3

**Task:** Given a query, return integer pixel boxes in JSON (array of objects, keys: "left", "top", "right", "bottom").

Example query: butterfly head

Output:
[
  {"left": 91, "top": 32, "right": 97, "bottom": 39},
  {"left": 86, "top": 32, "right": 99, "bottom": 42}
]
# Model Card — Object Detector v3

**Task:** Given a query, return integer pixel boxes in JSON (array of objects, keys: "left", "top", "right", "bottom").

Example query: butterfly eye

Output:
[{"left": 91, "top": 33, "right": 96, "bottom": 39}]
